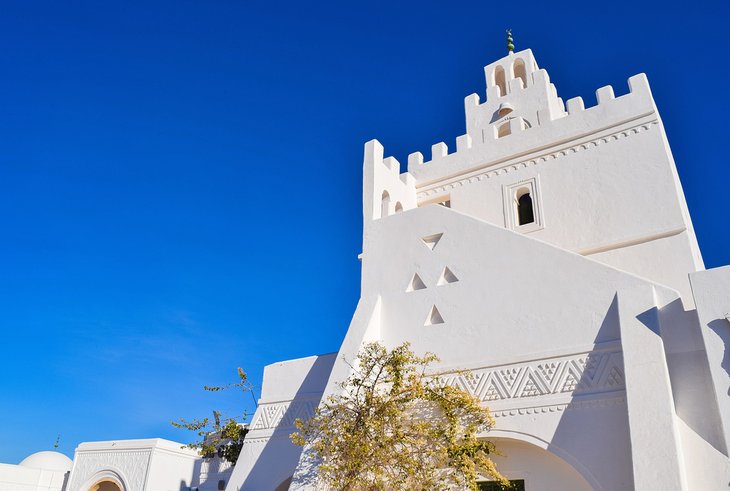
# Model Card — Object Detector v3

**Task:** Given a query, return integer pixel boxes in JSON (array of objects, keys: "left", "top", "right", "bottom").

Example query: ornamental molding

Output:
[
  {"left": 492, "top": 395, "right": 626, "bottom": 418},
  {"left": 67, "top": 450, "right": 151, "bottom": 491},
  {"left": 243, "top": 436, "right": 272, "bottom": 446},
  {"left": 200, "top": 457, "right": 233, "bottom": 477},
  {"left": 248, "top": 350, "right": 624, "bottom": 432},
  {"left": 436, "top": 349, "right": 625, "bottom": 404},
  {"left": 417, "top": 120, "right": 658, "bottom": 199},
  {"left": 249, "top": 398, "right": 319, "bottom": 431}
]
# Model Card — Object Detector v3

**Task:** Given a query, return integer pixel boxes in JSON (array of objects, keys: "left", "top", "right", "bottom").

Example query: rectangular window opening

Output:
[{"left": 478, "top": 479, "right": 526, "bottom": 491}]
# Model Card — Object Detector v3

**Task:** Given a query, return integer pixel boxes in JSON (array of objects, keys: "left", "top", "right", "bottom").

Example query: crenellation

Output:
[
  {"left": 465, "top": 93, "right": 480, "bottom": 107},
  {"left": 532, "top": 69, "right": 550, "bottom": 88},
  {"left": 486, "top": 84, "right": 502, "bottom": 100},
  {"left": 408, "top": 151, "right": 424, "bottom": 167},
  {"left": 627, "top": 73, "right": 651, "bottom": 96},
  {"left": 596, "top": 85, "right": 616, "bottom": 104},
  {"left": 456, "top": 134, "right": 472, "bottom": 152},
  {"left": 363, "top": 139, "right": 417, "bottom": 222},
  {"left": 383, "top": 156, "right": 400, "bottom": 174},
  {"left": 566, "top": 96, "right": 585, "bottom": 114},
  {"left": 407, "top": 66, "right": 657, "bottom": 181},
  {"left": 431, "top": 142, "right": 448, "bottom": 160}
]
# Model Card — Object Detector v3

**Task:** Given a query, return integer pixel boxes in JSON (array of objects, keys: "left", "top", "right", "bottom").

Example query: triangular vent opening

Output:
[
  {"left": 437, "top": 267, "right": 459, "bottom": 286},
  {"left": 406, "top": 273, "right": 427, "bottom": 292},
  {"left": 421, "top": 233, "right": 443, "bottom": 251},
  {"left": 424, "top": 305, "right": 444, "bottom": 326}
]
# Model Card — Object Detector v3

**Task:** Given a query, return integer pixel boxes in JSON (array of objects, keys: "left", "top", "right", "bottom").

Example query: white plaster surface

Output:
[
  {"left": 0, "top": 451, "right": 71, "bottom": 491},
  {"left": 227, "top": 353, "right": 337, "bottom": 491},
  {"left": 689, "top": 266, "right": 730, "bottom": 454},
  {"left": 0, "top": 463, "right": 69, "bottom": 491}
]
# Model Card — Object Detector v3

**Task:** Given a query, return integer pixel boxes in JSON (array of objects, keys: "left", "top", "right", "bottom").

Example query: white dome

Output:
[{"left": 19, "top": 451, "right": 72, "bottom": 472}]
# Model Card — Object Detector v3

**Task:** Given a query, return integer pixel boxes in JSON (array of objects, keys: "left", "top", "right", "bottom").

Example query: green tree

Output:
[
  {"left": 171, "top": 367, "right": 252, "bottom": 464},
  {"left": 291, "top": 342, "right": 507, "bottom": 490}
]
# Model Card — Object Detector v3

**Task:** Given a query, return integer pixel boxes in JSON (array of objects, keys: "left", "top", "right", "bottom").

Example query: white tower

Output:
[{"left": 229, "top": 42, "right": 730, "bottom": 491}]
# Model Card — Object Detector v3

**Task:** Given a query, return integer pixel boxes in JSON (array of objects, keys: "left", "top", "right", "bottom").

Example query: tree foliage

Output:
[
  {"left": 291, "top": 342, "right": 507, "bottom": 490},
  {"left": 171, "top": 367, "right": 251, "bottom": 464}
]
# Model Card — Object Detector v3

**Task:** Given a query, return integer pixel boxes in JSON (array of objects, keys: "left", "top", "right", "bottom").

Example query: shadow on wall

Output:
[
  {"left": 190, "top": 458, "right": 202, "bottom": 489},
  {"left": 241, "top": 355, "right": 335, "bottom": 490},
  {"left": 659, "top": 298, "right": 727, "bottom": 454},
  {"left": 545, "top": 295, "right": 631, "bottom": 491},
  {"left": 708, "top": 318, "right": 730, "bottom": 392}
]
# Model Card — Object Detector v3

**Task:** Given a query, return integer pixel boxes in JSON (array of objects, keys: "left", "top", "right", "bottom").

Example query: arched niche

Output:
[
  {"left": 512, "top": 58, "right": 527, "bottom": 88},
  {"left": 484, "top": 431, "right": 602, "bottom": 491},
  {"left": 380, "top": 191, "right": 390, "bottom": 218},
  {"left": 494, "top": 65, "right": 507, "bottom": 97}
]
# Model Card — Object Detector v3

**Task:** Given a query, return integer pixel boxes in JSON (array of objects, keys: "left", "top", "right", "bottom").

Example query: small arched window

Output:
[
  {"left": 517, "top": 191, "right": 535, "bottom": 225},
  {"left": 494, "top": 65, "right": 507, "bottom": 97},
  {"left": 381, "top": 191, "right": 390, "bottom": 218},
  {"left": 395, "top": 201, "right": 403, "bottom": 213},
  {"left": 513, "top": 58, "right": 527, "bottom": 89}
]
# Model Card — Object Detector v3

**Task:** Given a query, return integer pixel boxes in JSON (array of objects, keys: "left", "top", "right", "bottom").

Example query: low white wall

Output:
[{"left": 0, "top": 463, "right": 67, "bottom": 491}]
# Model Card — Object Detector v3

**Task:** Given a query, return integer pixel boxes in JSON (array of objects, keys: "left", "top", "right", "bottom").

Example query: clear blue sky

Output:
[{"left": 1, "top": 0, "right": 728, "bottom": 463}]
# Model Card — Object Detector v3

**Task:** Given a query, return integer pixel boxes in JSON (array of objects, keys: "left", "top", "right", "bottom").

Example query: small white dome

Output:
[{"left": 19, "top": 451, "right": 72, "bottom": 472}]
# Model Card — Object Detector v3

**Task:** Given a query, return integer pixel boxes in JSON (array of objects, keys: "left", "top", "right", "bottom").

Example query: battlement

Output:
[
  {"left": 362, "top": 140, "right": 417, "bottom": 226},
  {"left": 406, "top": 71, "right": 655, "bottom": 186}
]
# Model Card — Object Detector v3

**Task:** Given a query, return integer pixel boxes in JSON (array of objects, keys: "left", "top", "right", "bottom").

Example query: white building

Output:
[
  {"left": 0, "top": 451, "right": 72, "bottom": 491},
  {"left": 228, "top": 46, "right": 730, "bottom": 490},
  {"left": 11, "top": 44, "right": 730, "bottom": 491}
]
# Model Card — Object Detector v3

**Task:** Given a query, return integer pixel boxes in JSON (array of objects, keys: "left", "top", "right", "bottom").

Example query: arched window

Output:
[
  {"left": 381, "top": 191, "right": 390, "bottom": 218},
  {"left": 513, "top": 58, "right": 527, "bottom": 89},
  {"left": 395, "top": 201, "right": 403, "bottom": 213},
  {"left": 494, "top": 65, "right": 507, "bottom": 97},
  {"left": 517, "top": 191, "right": 535, "bottom": 225}
]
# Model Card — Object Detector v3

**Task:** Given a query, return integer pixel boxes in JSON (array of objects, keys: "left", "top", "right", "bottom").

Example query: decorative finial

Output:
[{"left": 506, "top": 29, "right": 514, "bottom": 54}]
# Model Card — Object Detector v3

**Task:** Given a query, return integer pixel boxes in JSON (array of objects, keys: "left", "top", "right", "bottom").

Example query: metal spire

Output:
[{"left": 506, "top": 29, "right": 514, "bottom": 54}]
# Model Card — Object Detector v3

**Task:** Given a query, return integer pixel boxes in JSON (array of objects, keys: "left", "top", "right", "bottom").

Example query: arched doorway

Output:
[
  {"left": 480, "top": 438, "right": 595, "bottom": 491},
  {"left": 89, "top": 480, "right": 123, "bottom": 491}
]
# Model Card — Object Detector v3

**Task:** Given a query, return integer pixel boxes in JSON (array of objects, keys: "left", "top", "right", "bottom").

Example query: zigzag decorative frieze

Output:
[
  {"left": 438, "top": 349, "right": 624, "bottom": 403},
  {"left": 249, "top": 399, "right": 319, "bottom": 431},
  {"left": 249, "top": 352, "right": 623, "bottom": 431},
  {"left": 416, "top": 121, "right": 657, "bottom": 199}
]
